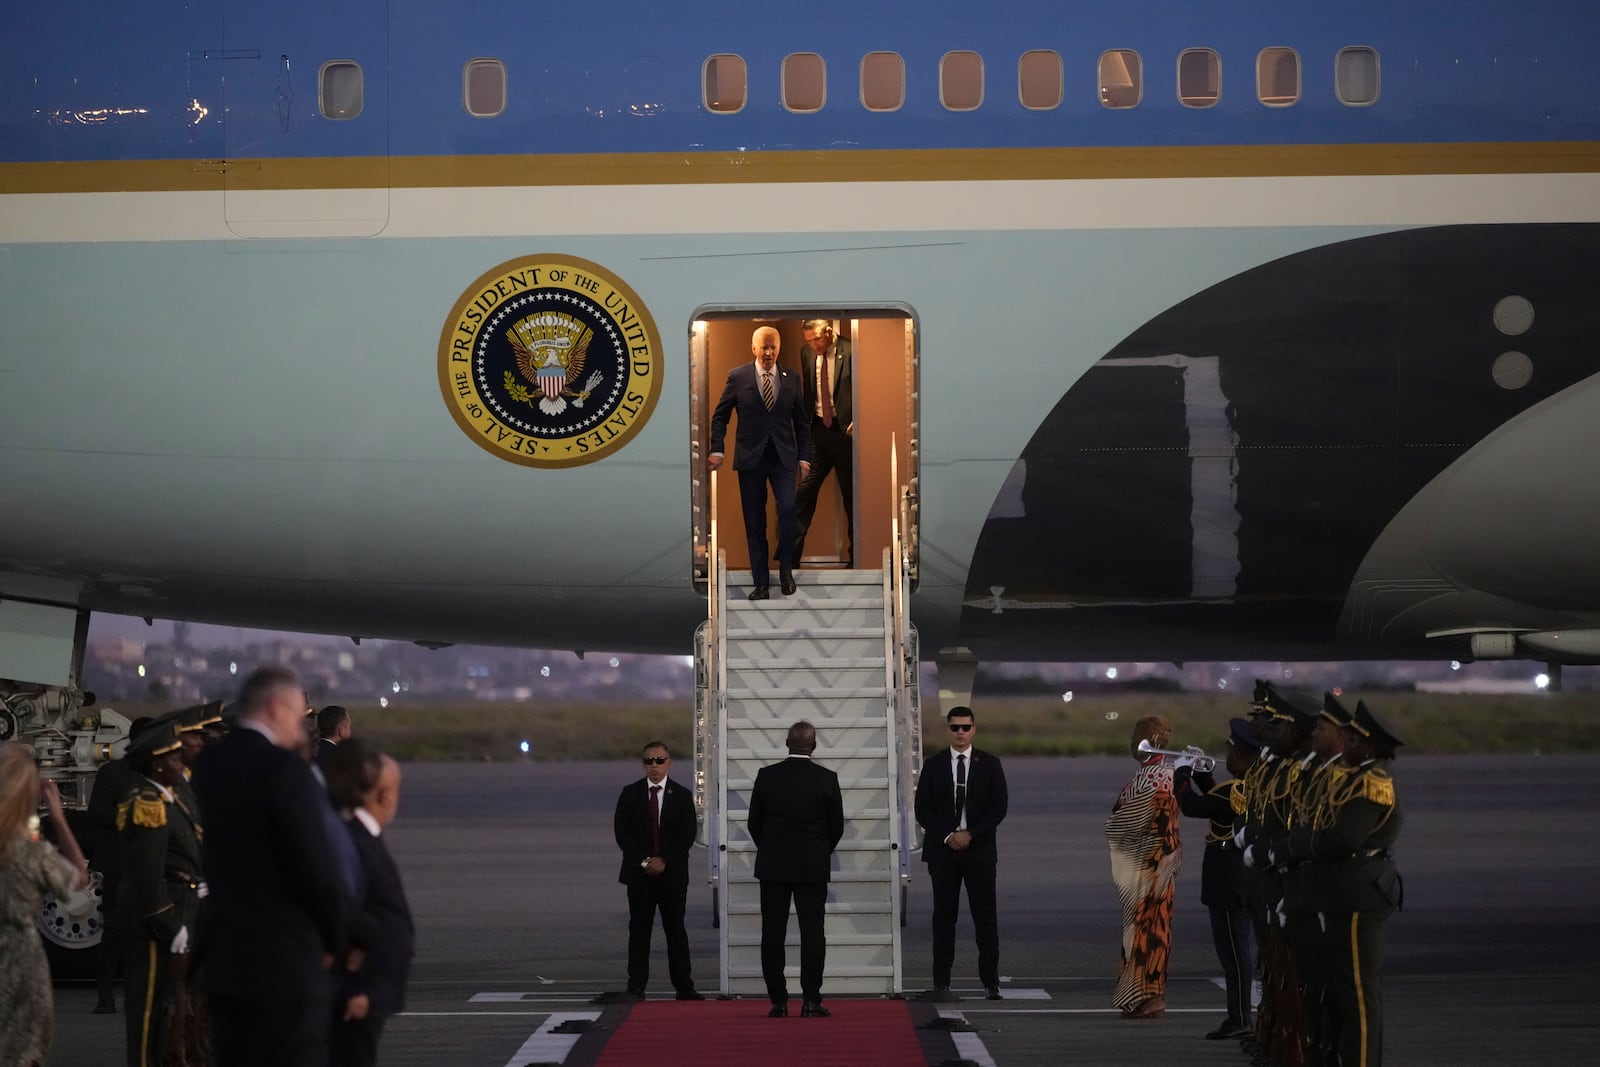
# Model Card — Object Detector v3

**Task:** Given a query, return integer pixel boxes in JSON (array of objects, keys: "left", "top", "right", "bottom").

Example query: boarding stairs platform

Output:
[{"left": 693, "top": 446, "right": 922, "bottom": 998}]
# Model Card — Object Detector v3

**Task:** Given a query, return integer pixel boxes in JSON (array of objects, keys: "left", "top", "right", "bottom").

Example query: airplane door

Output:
[
  {"left": 690, "top": 311, "right": 917, "bottom": 587},
  {"left": 221, "top": 0, "right": 389, "bottom": 237}
]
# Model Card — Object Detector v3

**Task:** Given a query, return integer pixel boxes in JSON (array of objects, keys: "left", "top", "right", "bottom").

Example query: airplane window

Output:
[
  {"left": 1257, "top": 47, "right": 1300, "bottom": 106},
  {"left": 1178, "top": 48, "right": 1221, "bottom": 107},
  {"left": 941, "top": 50, "right": 983, "bottom": 111},
  {"left": 1336, "top": 46, "right": 1380, "bottom": 105},
  {"left": 1024, "top": 49, "right": 1062, "bottom": 110},
  {"left": 704, "top": 54, "right": 746, "bottom": 113},
  {"left": 1018, "top": 49, "right": 1063, "bottom": 110},
  {"left": 861, "top": 51, "right": 905, "bottom": 111},
  {"left": 319, "top": 60, "right": 363, "bottom": 120},
  {"left": 783, "top": 52, "right": 826, "bottom": 113},
  {"left": 464, "top": 58, "right": 507, "bottom": 117},
  {"left": 1098, "top": 49, "right": 1142, "bottom": 109}
]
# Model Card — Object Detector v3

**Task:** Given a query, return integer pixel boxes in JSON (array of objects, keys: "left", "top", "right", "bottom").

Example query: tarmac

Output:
[{"left": 47, "top": 753, "right": 1599, "bottom": 1066}]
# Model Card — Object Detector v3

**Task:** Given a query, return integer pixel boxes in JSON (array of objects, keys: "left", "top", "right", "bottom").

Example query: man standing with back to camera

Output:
[
  {"left": 748, "top": 721, "right": 844, "bottom": 1018},
  {"left": 709, "top": 325, "right": 812, "bottom": 600},
  {"left": 915, "top": 705, "right": 1009, "bottom": 1001}
]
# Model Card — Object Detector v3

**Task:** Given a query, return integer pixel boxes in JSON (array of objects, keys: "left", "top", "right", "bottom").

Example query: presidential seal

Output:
[{"left": 438, "top": 255, "right": 663, "bottom": 467}]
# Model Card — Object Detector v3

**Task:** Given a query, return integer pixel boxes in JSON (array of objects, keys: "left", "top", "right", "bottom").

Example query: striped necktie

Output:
[{"left": 761, "top": 371, "right": 775, "bottom": 410}]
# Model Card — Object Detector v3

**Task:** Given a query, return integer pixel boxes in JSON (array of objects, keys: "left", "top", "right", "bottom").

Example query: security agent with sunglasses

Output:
[
  {"left": 613, "top": 741, "right": 704, "bottom": 1000},
  {"left": 914, "top": 706, "right": 1009, "bottom": 1001}
]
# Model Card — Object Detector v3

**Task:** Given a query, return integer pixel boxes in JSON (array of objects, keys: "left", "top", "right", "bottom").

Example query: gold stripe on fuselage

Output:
[{"left": 4, "top": 141, "right": 1600, "bottom": 195}]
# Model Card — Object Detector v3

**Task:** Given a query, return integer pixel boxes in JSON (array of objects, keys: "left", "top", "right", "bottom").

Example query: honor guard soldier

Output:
[
  {"left": 1273, "top": 692, "right": 1356, "bottom": 1067},
  {"left": 1240, "top": 683, "right": 1315, "bottom": 1067},
  {"left": 1174, "top": 716, "right": 1262, "bottom": 1040},
  {"left": 1288, "top": 699, "right": 1403, "bottom": 1067},
  {"left": 116, "top": 722, "right": 205, "bottom": 1067}
]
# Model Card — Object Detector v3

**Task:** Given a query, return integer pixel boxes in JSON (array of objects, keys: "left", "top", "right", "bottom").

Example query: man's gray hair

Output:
[{"left": 801, "top": 318, "right": 834, "bottom": 334}]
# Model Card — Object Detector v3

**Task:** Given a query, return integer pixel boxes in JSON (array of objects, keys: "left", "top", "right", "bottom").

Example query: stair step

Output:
[
  {"left": 725, "top": 902, "right": 893, "bottom": 916},
  {"left": 723, "top": 965, "right": 897, "bottom": 978},
  {"left": 726, "top": 933, "right": 896, "bottom": 948}
]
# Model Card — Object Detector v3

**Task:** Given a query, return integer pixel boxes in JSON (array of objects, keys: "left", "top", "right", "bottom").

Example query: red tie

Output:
[
  {"left": 649, "top": 785, "right": 661, "bottom": 854},
  {"left": 818, "top": 354, "right": 835, "bottom": 428},
  {"left": 955, "top": 755, "right": 967, "bottom": 826}
]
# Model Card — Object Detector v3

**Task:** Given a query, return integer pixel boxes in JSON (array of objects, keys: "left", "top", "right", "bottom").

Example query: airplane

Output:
[{"left": 4, "top": 1, "right": 1600, "bottom": 777}]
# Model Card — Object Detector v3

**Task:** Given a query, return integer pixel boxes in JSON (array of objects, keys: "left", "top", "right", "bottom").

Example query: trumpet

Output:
[{"left": 1137, "top": 739, "right": 1216, "bottom": 773}]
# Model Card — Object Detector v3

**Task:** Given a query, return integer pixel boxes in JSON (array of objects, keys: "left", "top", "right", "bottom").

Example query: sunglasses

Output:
[
  {"left": 642, "top": 756, "right": 669, "bottom": 765},
  {"left": 948, "top": 723, "right": 973, "bottom": 732}
]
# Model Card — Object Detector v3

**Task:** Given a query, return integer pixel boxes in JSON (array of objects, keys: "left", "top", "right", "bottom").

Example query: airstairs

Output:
[{"left": 694, "top": 456, "right": 921, "bottom": 997}]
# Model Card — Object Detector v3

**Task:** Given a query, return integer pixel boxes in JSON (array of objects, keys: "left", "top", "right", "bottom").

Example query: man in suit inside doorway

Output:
[
  {"left": 914, "top": 705, "right": 1009, "bottom": 1001},
  {"left": 794, "top": 318, "right": 853, "bottom": 567},
  {"left": 748, "top": 721, "right": 845, "bottom": 1017},
  {"left": 709, "top": 325, "right": 812, "bottom": 600},
  {"left": 612, "top": 741, "right": 703, "bottom": 1001}
]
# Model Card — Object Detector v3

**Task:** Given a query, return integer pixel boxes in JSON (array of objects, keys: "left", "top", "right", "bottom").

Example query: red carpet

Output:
[{"left": 589, "top": 999, "right": 939, "bottom": 1067}]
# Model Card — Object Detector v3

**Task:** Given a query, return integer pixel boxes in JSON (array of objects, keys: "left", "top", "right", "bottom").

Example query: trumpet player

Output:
[{"left": 1173, "top": 719, "right": 1262, "bottom": 1041}]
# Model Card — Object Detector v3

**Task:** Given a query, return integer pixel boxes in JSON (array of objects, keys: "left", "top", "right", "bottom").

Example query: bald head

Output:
[{"left": 786, "top": 720, "right": 817, "bottom": 755}]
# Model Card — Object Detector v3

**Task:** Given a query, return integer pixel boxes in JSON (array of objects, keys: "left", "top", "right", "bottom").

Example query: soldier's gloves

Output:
[
  {"left": 1232, "top": 825, "right": 1248, "bottom": 849},
  {"left": 1242, "top": 845, "right": 1258, "bottom": 869},
  {"left": 196, "top": 881, "right": 209, "bottom": 900},
  {"left": 1267, "top": 847, "right": 1280, "bottom": 868},
  {"left": 171, "top": 926, "right": 189, "bottom": 954},
  {"left": 1172, "top": 755, "right": 1196, "bottom": 772},
  {"left": 1318, "top": 912, "right": 1327, "bottom": 933},
  {"left": 1274, "top": 899, "right": 1288, "bottom": 927}
]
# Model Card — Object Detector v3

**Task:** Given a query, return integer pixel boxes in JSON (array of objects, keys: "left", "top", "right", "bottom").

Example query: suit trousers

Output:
[
  {"left": 759, "top": 879, "right": 826, "bottom": 1003},
  {"left": 626, "top": 875, "right": 694, "bottom": 993},
  {"left": 927, "top": 849, "right": 1000, "bottom": 988},
  {"left": 210, "top": 992, "right": 331, "bottom": 1067},
  {"left": 795, "top": 419, "right": 852, "bottom": 560},
  {"left": 1209, "top": 905, "right": 1254, "bottom": 1025},
  {"left": 329, "top": 1011, "right": 386, "bottom": 1067},
  {"left": 736, "top": 445, "right": 797, "bottom": 588}
]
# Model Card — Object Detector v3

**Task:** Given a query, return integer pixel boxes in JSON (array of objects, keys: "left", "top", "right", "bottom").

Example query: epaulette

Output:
[
  {"left": 130, "top": 791, "right": 167, "bottom": 829},
  {"left": 1362, "top": 767, "right": 1395, "bottom": 807},
  {"left": 115, "top": 798, "right": 131, "bottom": 831},
  {"left": 1228, "top": 779, "right": 1247, "bottom": 816}
]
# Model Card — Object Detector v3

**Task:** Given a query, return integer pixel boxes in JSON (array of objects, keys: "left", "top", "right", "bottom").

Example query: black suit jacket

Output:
[
  {"left": 315, "top": 737, "right": 338, "bottom": 766},
  {"left": 748, "top": 756, "right": 844, "bottom": 884},
  {"left": 614, "top": 776, "right": 697, "bottom": 885},
  {"left": 710, "top": 362, "right": 812, "bottom": 471},
  {"left": 191, "top": 726, "right": 345, "bottom": 999},
  {"left": 915, "top": 747, "right": 1008, "bottom": 864},
  {"left": 801, "top": 339, "right": 853, "bottom": 429},
  {"left": 343, "top": 818, "right": 415, "bottom": 1018}
]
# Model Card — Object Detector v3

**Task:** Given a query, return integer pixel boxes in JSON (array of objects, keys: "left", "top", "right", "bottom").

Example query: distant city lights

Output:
[
  {"left": 1061, "top": 691, "right": 1073, "bottom": 703},
  {"left": 1451, "top": 661, "right": 1462, "bottom": 671},
  {"left": 229, "top": 661, "right": 237, "bottom": 675},
  {"left": 1105, "top": 711, "right": 1119, "bottom": 721},
  {"left": 609, "top": 657, "right": 620, "bottom": 668},
  {"left": 1105, "top": 667, "right": 1119, "bottom": 680},
  {"left": 540, "top": 666, "right": 550, "bottom": 677},
  {"left": 379, "top": 697, "right": 389, "bottom": 708},
  {"left": 137, "top": 664, "right": 146, "bottom": 677},
  {"left": 1535, "top": 674, "right": 1551, "bottom": 690},
  {"left": 520, "top": 740, "right": 530, "bottom": 754}
]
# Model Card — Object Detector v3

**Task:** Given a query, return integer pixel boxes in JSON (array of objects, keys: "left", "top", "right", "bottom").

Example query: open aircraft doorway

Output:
[{"left": 689, "top": 309, "right": 918, "bottom": 591}]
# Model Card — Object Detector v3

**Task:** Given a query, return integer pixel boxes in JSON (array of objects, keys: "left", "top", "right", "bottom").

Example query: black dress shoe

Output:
[
  {"left": 768, "top": 1003, "right": 788, "bottom": 1017},
  {"left": 921, "top": 986, "right": 959, "bottom": 1003},
  {"left": 747, "top": 587, "right": 769, "bottom": 601},
  {"left": 800, "top": 1000, "right": 830, "bottom": 1017},
  {"left": 676, "top": 990, "right": 705, "bottom": 1001},
  {"left": 626, "top": 988, "right": 646, "bottom": 1001},
  {"left": 985, "top": 986, "right": 1003, "bottom": 1000},
  {"left": 780, "top": 569, "right": 796, "bottom": 595},
  {"left": 92, "top": 1001, "right": 116, "bottom": 1014},
  {"left": 1206, "top": 1019, "right": 1251, "bottom": 1040}
]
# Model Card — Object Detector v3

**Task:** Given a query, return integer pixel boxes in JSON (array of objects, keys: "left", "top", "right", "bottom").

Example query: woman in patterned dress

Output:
[
  {"left": 0, "top": 743, "right": 91, "bottom": 1067},
  {"left": 1105, "top": 715, "right": 1183, "bottom": 1019}
]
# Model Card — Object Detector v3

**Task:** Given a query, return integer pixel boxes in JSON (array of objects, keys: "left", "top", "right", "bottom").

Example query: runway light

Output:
[
  {"left": 540, "top": 665, "right": 551, "bottom": 678},
  {"left": 229, "top": 661, "right": 238, "bottom": 675},
  {"left": 1450, "top": 660, "right": 1462, "bottom": 671},
  {"left": 1535, "top": 673, "right": 1551, "bottom": 690},
  {"left": 1216, "top": 679, "right": 1228, "bottom": 690},
  {"left": 520, "top": 740, "right": 530, "bottom": 754},
  {"left": 1105, "top": 667, "right": 1119, "bottom": 680},
  {"left": 391, "top": 681, "right": 401, "bottom": 693},
  {"left": 379, "top": 697, "right": 389, "bottom": 708},
  {"left": 1061, "top": 691, "right": 1073, "bottom": 703},
  {"left": 137, "top": 664, "right": 146, "bottom": 678},
  {"left": 609, "top": 657, "right": 620, "bottom": 668},
  {"left": 1104, "top": 710, "right": 1119, "bottom": 721}
]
